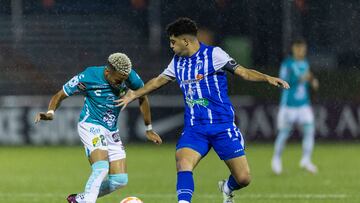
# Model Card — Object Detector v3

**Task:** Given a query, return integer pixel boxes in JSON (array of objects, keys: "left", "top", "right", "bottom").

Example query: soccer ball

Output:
[{"left": 120, "top": 196, "right": 143, "bottom": 203}]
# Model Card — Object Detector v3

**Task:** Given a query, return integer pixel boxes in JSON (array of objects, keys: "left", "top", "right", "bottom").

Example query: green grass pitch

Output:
[{"left": 0, "top": 142, "right": 359, "bottom": 203}]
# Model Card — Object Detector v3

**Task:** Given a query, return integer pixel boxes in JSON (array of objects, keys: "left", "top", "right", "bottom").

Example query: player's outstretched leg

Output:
[
  {"left": 71, "top": 149, "right": 109, "bottom": 203},
  {"left": 98, "top": 173, "right": 128, "bottom": 197},
  {"left": 176, "top": 148, "right": 202, "bottom": 203},
  {"left": 300, "top": 123, "right": 318, "bottom": 173},
  {"left": 272, "top": 128, "right": 291, "bottom": 174},
  {"left": 219, "top": 156, "right": 251, "bottom": 203},
  {"left": 76, "top": 158, "right": 128, "bottom": 199}
]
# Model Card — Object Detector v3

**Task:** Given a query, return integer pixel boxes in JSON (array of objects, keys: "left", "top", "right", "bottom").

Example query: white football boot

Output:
[
  {"left": 271, "top": 157, "right": 283, "bottom": 175},
  {"left": 218, "top": 179, "right": 235, "bottom": 203},
  {"left": 300, "top": 158, "right": 318, "bottom": 174}
]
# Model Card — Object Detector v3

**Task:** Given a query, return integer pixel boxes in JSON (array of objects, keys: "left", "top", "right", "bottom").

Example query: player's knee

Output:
[
  {"left": 176, "top": 158, "right": 195, "bottom": 171},
  {"left": 234, "top": 171, "right": 251, "bottom": 187},
  {"left": 109, "top": 173, "right": 128, "bottom": 191}
]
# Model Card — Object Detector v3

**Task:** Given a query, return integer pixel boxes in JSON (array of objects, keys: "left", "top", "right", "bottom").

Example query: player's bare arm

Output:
[
  {"left": 34, "top": 89, "right": 68, "bottom": 123},
  {"left": 301, "top": 71, "right": 319, "bottom": 91},
  {"left": 138, "top": 95, "right": 162, "bottom": 145},
  {"left": 115, "top": 75, "right": 171, "bottom": 109},
  {"left": 234, "top": 66, "right": 290, "bottom": 89}
]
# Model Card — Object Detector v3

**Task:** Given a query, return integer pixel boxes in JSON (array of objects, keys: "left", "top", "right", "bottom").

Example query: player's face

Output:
[
  {"left": 292, "top": 43, "right": 307, "bottom": 59},
  {"left": 169, "top": 35, "right": 188, "bottom": 56},
  {"left": 105, "top": 68, "right": 129, "bottom": 86}
]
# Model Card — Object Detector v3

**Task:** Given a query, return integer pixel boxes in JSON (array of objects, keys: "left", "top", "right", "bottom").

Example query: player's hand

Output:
[
  {"left": 266, "top": 76, "right": 290, "bottom": 89},
  {"left": 311, "top": 78, "right": 319, "bottom": 91},
  {"left": 114, "top": 90, "right": 137, "bottom": 111},
  {"left": 301, "top": 72, "right": 312, "bottom": 82},
  {"left": 34, "top": 112, "right": 54, "bottom": 123},
  {"left": 145, "top": 130, "right": 162, "bottom": 145}
]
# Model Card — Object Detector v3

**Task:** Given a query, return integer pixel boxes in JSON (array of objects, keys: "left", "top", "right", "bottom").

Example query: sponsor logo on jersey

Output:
[
  {"left": 103, "top": 110, "right": 116, "bottom": 127},
  {"left": 106, "top": 95, "right": 116, "bottom": 101},
  {"left": 94, "top": 90, "right": 101, "bottom": 96},
  {"left": 92, "top": 85, "right": 109, "bottom": 89},
  {"left": 186, "top": 97, "right": 209, "bottom": 108},
  {"left": 92, "top": 135, "right": 106, "bottom": 147},
  {"left": 112, "top": 132, "right": 121, "bottom": 142},
  {"left": 92, "top": 137, "right": 100, "bottom": 147},
  {"left": 119, "top": 88, "right": 127, "bottom": 97},
  {"left": 90, "top": 127, "right": 100, "bottom": 134},
  {"left": 180, "top": 75, "right": 204, "bottom": 85},
  {"left": 77, "top": 82, "right": 86, "bottom": 91},
  {"left": 196, "top": 74, "right": 203, "bottom": 80},
  {"left": 234, "top": 149, "right": 243, "bottom": 153}
]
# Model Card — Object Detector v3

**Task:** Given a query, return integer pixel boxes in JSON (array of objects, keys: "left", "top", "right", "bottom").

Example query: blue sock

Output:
[
  {"left": 227, "top": 175, "right": 241, "bottom": 191},
  {"left": 177, "top": 171, "right": 194, "bottom": 202}
]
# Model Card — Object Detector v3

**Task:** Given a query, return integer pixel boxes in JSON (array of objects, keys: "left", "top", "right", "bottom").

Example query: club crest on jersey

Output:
[
  {"left": 196, "top": 74, "right": 203, "bottom": 80},
  {"left": 195, "top": 61, "right": 203, "bottom": 70}
]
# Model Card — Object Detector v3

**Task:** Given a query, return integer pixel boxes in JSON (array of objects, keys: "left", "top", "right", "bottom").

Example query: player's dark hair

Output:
[
  {"left": 292, "top": 37, "right": 307, "bottom": 45},
  {"left": 166, "top": 17, "right": 198, "bottom": 37}
]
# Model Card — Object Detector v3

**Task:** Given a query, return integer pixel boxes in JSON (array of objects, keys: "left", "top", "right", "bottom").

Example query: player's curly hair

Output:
[
  {"left": 108, "top": 53, "right": 132, "bottom": 76},
  {"left": 166, "top": 17, "right": 198, "bottom": 37}
]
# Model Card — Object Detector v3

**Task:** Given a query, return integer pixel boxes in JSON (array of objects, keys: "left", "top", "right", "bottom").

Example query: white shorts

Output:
[
  {"left": 77, "top": 122, "right": 126, "bottom": 162},
  {"left": 277, "top": 106, "right": 314, "bottom": 130}
]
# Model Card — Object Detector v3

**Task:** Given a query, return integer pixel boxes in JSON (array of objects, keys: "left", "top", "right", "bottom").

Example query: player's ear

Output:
[
  {"left": 104, "top": 67, "right": 110, "bottom": 74},
  {"left": 183, "top": 38, "right": 189, "bottom": 46}
]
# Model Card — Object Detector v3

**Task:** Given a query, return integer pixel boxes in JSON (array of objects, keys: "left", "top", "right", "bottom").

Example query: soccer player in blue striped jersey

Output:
[
  {"left": 272, "top": 39, "right": 319, "bottom": 175},
  {"left": 117, "top": 18, "right": 289, "bottom": 203},
  {"left": 34, "top": 53, "right": 162, "bottom": 203}
]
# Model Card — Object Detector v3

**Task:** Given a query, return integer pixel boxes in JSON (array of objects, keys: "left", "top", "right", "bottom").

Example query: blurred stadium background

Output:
[{"left": 0, "top": 0, "right": 359, "bottom": 203}]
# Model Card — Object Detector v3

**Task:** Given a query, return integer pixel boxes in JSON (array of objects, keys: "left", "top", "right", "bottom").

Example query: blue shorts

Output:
[{"left": 176, "top": 122, "right": 245, "bottom": 160}]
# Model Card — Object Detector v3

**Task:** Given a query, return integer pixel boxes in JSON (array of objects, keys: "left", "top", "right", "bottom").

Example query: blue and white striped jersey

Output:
[
  {"left": 63, "top": 66, "right": 144, "bottom": 131},
  {"left": 162, "top": 43, "right": 236, "bottom": 126}
]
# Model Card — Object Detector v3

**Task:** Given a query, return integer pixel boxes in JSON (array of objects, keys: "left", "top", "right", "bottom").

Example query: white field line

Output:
[{"left": 0, "top": 193, "right": 349, "bottom": 199}]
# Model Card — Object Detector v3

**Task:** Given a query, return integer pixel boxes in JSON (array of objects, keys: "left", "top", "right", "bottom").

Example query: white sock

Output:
[
  {"left": 179, "top": 200, "right": 190, "bottom": 203},
  {"left": 76, "top": 161, "right": 109, "bottom": 203},
  {"left": 274, "top": 128, "right": 291, "bottom": 158},
  {"left": 302, "top": 124, "right": 315, "bottom": 162}
]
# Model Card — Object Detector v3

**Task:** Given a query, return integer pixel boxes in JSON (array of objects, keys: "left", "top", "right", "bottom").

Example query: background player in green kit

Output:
[
  {"left": 272, "top": 39, "right": 319, "bottom": 175},
  {"left": 34, "top": 53, "right": 162, "bottom": 203}
]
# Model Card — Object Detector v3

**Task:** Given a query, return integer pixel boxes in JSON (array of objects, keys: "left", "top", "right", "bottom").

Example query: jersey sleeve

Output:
[
  {"left": 125, "top": 69, "right": 144, "bottom": 90},
  {"left": 212, "top": 47, "right": 235, "bottom": 71},
  {"left": 161, "top": 57, "right": 176, "bottom": 81},
  {"left": 62, "top": 71, "right": 87, "bottom": 96},
  {"left": 279, "top": 62, "right": 289, "bottom": 80},
  {"left": 280, "top": 59, "right": 298, "bottom": 85}
]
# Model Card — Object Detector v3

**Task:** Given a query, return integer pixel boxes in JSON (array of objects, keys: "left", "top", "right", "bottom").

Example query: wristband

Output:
[
  {"left": 146, "top": 124, "right": 152, "bottom": 131},
  {"left": 47, "top": 110, "right": 55, "bottom": 115}
]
